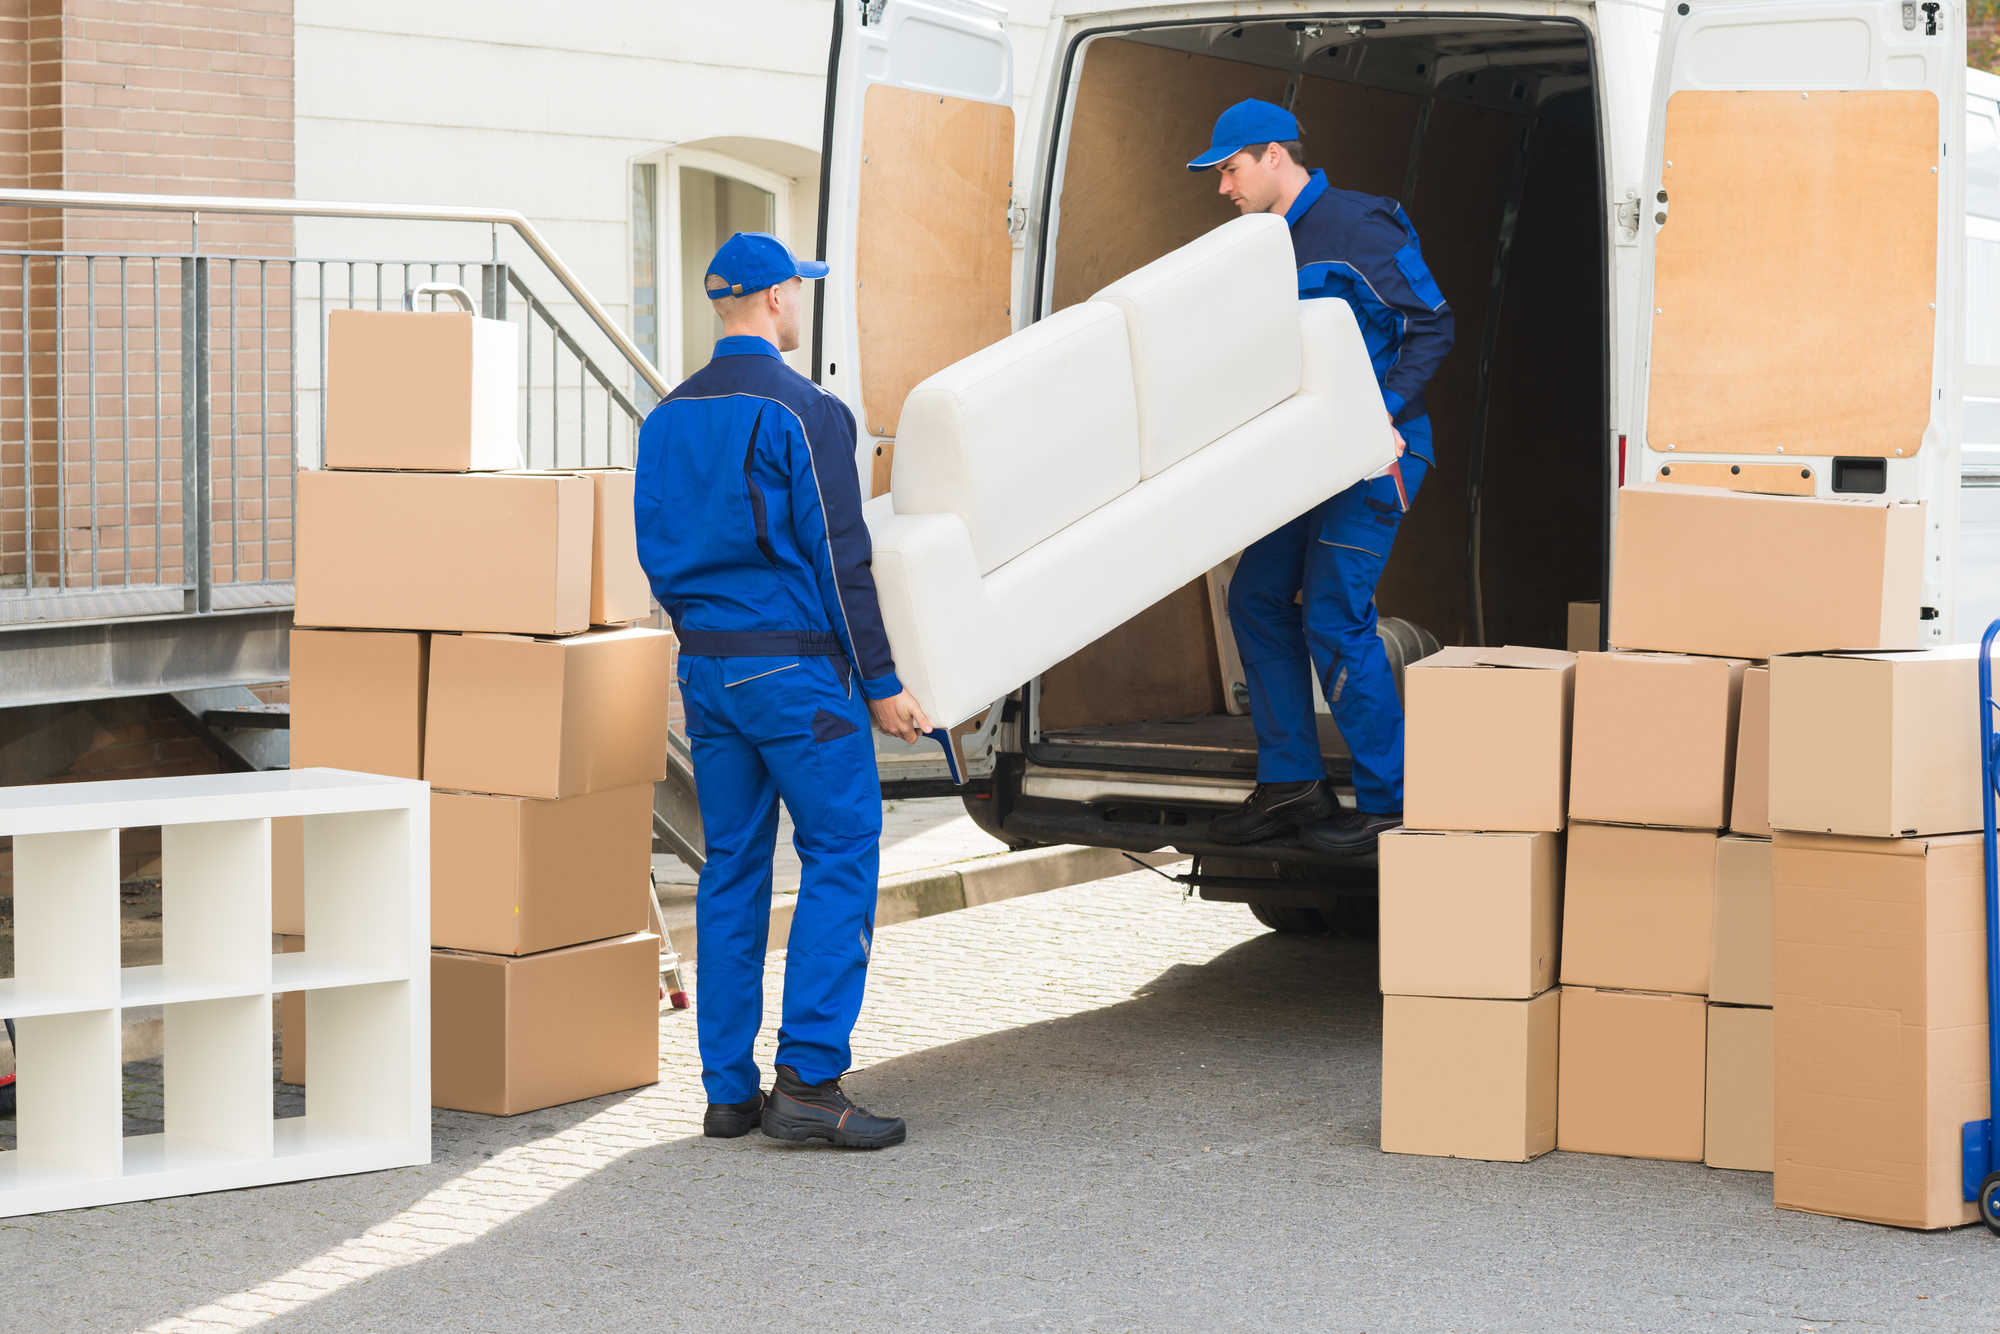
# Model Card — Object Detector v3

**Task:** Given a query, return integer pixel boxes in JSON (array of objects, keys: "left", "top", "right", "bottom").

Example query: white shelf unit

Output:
[{"left": 0, "top": 768, "right": 429, "bottom": 1217}]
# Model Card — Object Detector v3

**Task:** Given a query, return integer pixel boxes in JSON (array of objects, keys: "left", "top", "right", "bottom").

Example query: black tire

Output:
[
  {"left": 1979, "top": 1171, "right": 2000, "bottom": 1236},
  {"left": 1249, "top": 902, "right": 1328, "bottom": 935},
  {"left": 1322, "top": 895, "right": 1380, "bottom": 939}
]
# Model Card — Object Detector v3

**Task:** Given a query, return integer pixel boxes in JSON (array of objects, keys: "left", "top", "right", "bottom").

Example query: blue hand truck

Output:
[{"left": 1964, "top": 618, "right": 2000, "bottom": 1233}]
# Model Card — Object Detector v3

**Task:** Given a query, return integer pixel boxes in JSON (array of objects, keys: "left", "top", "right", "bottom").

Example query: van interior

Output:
[{"left": 1026, "top": 16, "right": 1608, "bottom": 786}]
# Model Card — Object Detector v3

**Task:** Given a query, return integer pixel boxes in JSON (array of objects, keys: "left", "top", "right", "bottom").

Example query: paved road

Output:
[{"left": 14, "top": 873, "right": 2000, "bottom": 1332}]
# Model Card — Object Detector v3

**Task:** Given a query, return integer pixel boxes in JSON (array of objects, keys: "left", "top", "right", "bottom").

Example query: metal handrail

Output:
[{"left": 0, "top": 186, "right": 669, "bottom": 400}]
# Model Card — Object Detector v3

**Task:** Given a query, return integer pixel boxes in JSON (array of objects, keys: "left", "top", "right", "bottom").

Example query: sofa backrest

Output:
[
  {"left": 891, "top": 300, "right": 1140, "bottom": 575},
  {"left": 1090, "top": 213, "right": 1302, "bottom": 480}
]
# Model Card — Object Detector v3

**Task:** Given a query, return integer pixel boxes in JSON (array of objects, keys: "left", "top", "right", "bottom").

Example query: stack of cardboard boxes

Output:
[
  {"left": 1765, "top": 645, "right": 1988, "bottom": 1229},
  {"left": 1379, "top": 646, "right": 1573, "bottom": 1162},
  {"left": 286, "top": 307, "right": 674, "bottom": 1116}
]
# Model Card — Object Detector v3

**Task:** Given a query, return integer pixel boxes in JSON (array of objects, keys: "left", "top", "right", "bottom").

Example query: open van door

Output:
[
  {"left": 815, "top": 0, "right": 1016, "bottom": 792},
  {"left": 815, "top": 0, "right": 1016, "bottom": 499},
  {"left": 1627, "top": 0, "right": 1963, "bottom": 642}
]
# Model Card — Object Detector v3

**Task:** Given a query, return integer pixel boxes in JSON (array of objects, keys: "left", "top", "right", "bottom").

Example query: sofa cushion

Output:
[
  {"left": 1090, "top": 213, "right": 1301, "bottom": 480},
  {"left": 891, "top": 301, "right": 1139, "bottom": 575}
]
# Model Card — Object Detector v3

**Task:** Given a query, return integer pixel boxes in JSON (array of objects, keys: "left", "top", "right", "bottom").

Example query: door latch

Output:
[
  {"left": 1923, "top": 1, "right": 1940, "bottom": 34},
  {"left": 1614, "top": 188, "right": 1641, "bottom": 240},
  {"left": 1007, "top": 200, "right": 1028, "bottom": 246},
  {"left": 1903, "top": 1, "right": 1918, "bottom": 29}
]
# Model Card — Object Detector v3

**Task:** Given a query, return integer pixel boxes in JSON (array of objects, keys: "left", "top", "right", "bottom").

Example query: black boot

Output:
[
  {"left": 703, "top": 1090, "right": 766, "bottom": 1138},
  {"left": 1207, "top": 780, "right": 1334, "bottom": 845},
  {"left": 762, "top": 1064, "right": 907, "bottom": 1149},
  {"left": 1300, "top": 809, "right": 1403, "bottom": 857}
]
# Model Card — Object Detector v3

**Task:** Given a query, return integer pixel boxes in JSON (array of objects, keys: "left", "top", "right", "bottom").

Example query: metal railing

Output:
[{"left": 0, "top": 188, "right": 667, "bottom": 625}]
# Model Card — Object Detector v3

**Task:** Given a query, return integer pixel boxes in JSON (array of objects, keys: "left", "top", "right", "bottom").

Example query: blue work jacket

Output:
[
  {"left": 1285, "top": 169, "right": 1454, "bottom": 461},
  {"left": 634, "top": 335, "right": 903, "bottom": 700}
]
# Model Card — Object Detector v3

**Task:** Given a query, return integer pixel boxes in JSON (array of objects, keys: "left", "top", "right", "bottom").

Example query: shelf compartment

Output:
[
  {"left": 120, "top": 966, "right": 264, "bottom": 1008},
  {"left": 271, "top": 952, "right": 406, "bottom": 992},
  {"left": 273, "top": 1116, "right": 400, "bottom": 1159},
  {"left": 0, "top": 977, "right": 112, "bottom": 1019},
  {"left": 121, "top": 1133, "right": 258, "bottom": 1178}
]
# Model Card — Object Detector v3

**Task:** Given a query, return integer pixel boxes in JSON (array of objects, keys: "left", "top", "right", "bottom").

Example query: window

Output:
[{"left": 631, "top": 149, "right": 791, "bottom": 387}]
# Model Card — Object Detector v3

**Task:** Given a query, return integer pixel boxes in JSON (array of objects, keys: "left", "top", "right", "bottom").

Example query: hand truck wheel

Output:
[{"left": 1980, "top": 1171, "right": 2000, "bottom": 1235}]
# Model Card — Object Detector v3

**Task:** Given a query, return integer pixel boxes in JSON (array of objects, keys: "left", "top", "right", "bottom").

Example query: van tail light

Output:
[{"left": 1617, "top": 434, "right": 1628, "bottom": 488}]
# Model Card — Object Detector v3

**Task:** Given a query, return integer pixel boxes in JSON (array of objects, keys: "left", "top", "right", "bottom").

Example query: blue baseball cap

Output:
[
  {"left": 705, "top": 231, "right": 829, "bottom": 299},
  {"left": 1187, "top": 99, "right": 1301, "bottom": 171}
]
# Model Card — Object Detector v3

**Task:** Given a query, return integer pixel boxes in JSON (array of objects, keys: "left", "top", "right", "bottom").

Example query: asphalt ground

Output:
[{"left": 12, "top": 871, "right": 2000, "bottom": 1333}]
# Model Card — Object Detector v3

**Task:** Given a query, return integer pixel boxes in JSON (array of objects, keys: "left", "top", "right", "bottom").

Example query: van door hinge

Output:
[
  {"left": 1008, "top": 199, "right": 1028, "bottom": 248},
  {"left": 1614, "top": 187, "right": 1641, "bottom": 243}
]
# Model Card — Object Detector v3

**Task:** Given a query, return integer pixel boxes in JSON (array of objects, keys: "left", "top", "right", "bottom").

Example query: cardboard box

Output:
[
  {"left": 1607, "top": 483, "right": 1924, "bottom": 660},
  {"left": 424, "top": 627, "right": 672, "bottom": 799},
  {"left": 296, "top": 470, "right": 593, "bottom": 635},
  {"left": 289, "top": 629, "right": 429, "bottom": 780},
  {"left": 1560, "top": 822, "right": 1717, "bottom": 995},
  {"left": 1711, "top": 835, "right": 1773, "bottom": 1007},
  {"left": 1381, "top": 990, "right": 1559, "bottom": 1162},
  {"left": 431, "top": 784, "right": 653, "bottom": 955},
  {"left": 578, "top": 469, "right": 652, "bottom": 626},
  {"left": 1773, "top": 831, "right": 1987, "bottom": 1229},
  {"left": 1379, "top": 829, "right": 1561, "bottom": 999},
  {"left": 1730, "top": 666, "right": 1772, "bottom": 837},
  {"left": 1404, "top": 646, "right": 1575, "bottom": 833},
  {"left": 278, "top": 934, "right": 305, "bottom": 1086},
  {"left": 1706, "top": 1003, "right": 1774, "bottom": 1172},
  {"left": 1769, "top": 646, "right": 1984, "bottom": 838},
  {"left": 272, "top": 815, "right": 304, "bottom": 937},
  {"left": 432, "top": 932, "right": 661, "bottom": 1116},
  {"left": 1556, "top": 985, "right": 1709, "bottom": 1161},
  {"left": 324, "top": 309, "right": 521, "bottom": 471},
  {"left": 1567, "top": 601, "right": 1601, "bottom": 653},
  {"left": 1569, "top": 650, "right": 1747, "bottom": 829}
]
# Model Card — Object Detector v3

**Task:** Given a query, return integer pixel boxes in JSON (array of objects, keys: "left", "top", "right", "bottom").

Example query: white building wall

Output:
[{"left": 295, "top": 0, "right": 1053, "bottom": 446}]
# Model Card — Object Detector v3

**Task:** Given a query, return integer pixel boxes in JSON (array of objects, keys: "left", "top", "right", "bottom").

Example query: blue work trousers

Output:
[
  {"left": 1229, "top": 418, "right": 1432, "bottom": 814},
  {"left": 681, "top": 653, "right": 881, "bottom": 1103}
]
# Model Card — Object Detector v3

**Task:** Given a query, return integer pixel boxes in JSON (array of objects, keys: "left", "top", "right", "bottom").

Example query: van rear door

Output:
[
  {"left": 1627, "top": 0, "right": 1962, "bottom": 641},
  {"left": 815, "top": 0, "right": 1016, "bottom": 498}
]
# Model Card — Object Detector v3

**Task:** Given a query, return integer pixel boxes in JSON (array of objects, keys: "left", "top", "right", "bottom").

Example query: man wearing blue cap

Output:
[
  {"left": 635, "top": 231, "right": 928, "bottom": 1148},
  {"left": 1190, "top": 100, "right": 1455, "bottom": 856}
]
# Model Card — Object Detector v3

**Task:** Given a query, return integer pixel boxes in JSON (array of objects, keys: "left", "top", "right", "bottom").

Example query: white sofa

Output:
[{"left": 865, "top": 212, "right": 1395, "bottom": 727}]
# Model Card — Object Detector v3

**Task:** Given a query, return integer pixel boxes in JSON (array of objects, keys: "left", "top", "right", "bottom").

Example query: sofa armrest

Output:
[
  {"left": 1299, "top": 298, "right": 1396, "bottom": 479},
  {"left": 866, "top": 510, "right": 1020, "bottom": 728}
]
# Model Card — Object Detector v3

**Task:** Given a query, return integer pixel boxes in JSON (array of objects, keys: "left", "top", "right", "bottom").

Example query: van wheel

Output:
[
  {"left": 1248, "top": 903, "right": 1328, "bottom": 935},
  {"left": 1322, "top": 896, "right": 1379, "bottom": 939},
  {"left": 1376, "top": 616, "right": 1441, "bottom": 701}
]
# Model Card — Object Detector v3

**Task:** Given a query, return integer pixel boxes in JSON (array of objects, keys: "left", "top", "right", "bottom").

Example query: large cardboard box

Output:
[
  {"left": 1404, "top": 646, "right": 1575, "bottom": 833},
  {"left": 272, "top": 815, "right": 304, "bottom": 936},
  {"left": 1730, "top": 666, "right": 1772, "bottom": 838},
  {"left": 1557, "top": 985, "right": 1708, "bottom": 1161},
  {"left": 424, "top": 627, "right": 672, "bottom": 799},
  {"left": 1560, "top": 822, "right": 1717, "bottom": 995},
  {"left": 1710, "top": 835, "right": 1773, "bottom": 1007},
  {"left": 1607, "top": 483, "right": 1924, "bottom": 660},
  {"left": 431, "top": 784, "right": 653, "bottom": 955},
  {"left": 1768, "top": 646, "right": 1984, "bottom": 838},
  {"left": 1381, "top": 990, "right": 1559, "bottom": 1162},
  {"left": 578, "top": 469, "right": 652, "bottom": 626},
  {"left": 1772, "top": 831, "right": 1988, "bottom": 1229},
  {"left": 289, "top": 628, "right": 429, "bottom": 780},
  {"left": 1569, "top": 651, "right": 1747, "bottom": 829},
  {"left": 278, "top": 934, "right": 305, "bottom": 1086},
  {"left": 432, "top": 932, "right": 661, "bottom": 1116},
  {"left": 1706, "top": 1003, "right": 1775, "bottom": 1172},
  {"left": 1379, "top": 829, "right": 1561, "bottom": 999},
  {"left": 324, "top": 309, "right": 521, "bottom": 471},
  {"left": 295, "top": 470, "right": 593, "bottom": 635}
]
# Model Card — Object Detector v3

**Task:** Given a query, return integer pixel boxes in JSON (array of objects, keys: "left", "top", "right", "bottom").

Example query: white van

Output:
[{"left": 809, "top": 0, "right": 1973, "bottom": 929}]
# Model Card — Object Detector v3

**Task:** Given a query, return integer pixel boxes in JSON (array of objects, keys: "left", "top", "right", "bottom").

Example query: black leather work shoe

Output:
[
  {"left": 1207, "top": 780, "right": 1335, "bottom": 845},
  {"left": 1300, "top": 809, "right": 1403, "bottom": 857},
  {"left": 762, "top": 1065, "right": 907, "bottom": 1149},
  {"left": 703, "top": 1090, "right": 767, "bottom": 1138}
]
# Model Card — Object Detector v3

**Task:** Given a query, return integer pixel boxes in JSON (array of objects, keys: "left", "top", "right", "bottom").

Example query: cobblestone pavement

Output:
[{"left": 12, "top": 873, "right": 2000, "bottom": 1333}]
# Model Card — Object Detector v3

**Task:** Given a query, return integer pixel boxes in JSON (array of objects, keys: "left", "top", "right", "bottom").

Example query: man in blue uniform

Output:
[
  {"left": 635, "top": 232, "right": 929, "bottom": 1148},
  {"left": 1190, "top": 100, "right": 1454, "bottom": 856}
]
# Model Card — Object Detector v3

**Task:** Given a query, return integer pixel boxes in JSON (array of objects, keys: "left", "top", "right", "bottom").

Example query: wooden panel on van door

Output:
[
  {"left": 1052, "top": 38, "right": 1285, "bottom": 312},
  {"left": 856, "top": 84, "right": 1014, "bottom": 441},
  {"left": 1648, "top": 90, "right": 1938, "bottom": 457}
]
